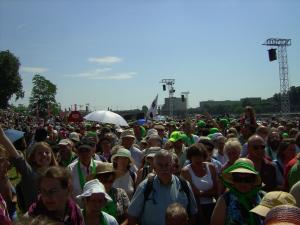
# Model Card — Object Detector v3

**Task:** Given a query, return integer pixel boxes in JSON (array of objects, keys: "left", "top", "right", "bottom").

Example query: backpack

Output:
[{"left": 143, "top": 175, "right": 191, "bottom": 216}]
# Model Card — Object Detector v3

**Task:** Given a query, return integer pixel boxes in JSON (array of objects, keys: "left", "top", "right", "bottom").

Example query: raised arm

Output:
[{"left": 0, "top": 126, "right": 20, "bottom": 158}]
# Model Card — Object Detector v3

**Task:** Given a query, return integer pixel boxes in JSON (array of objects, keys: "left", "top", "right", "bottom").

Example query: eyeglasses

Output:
[
  {"left": 251, "top": 144, "right": 266, "bottom": 150},
  {"left": 232, "top": 173, "right": 256, "bottom": 183},
  {"left": 39, "top": 188, "right": 62, "bottom": 197},
  {"left": 78, "top": 147, "right": 92, "bottom": 153}
]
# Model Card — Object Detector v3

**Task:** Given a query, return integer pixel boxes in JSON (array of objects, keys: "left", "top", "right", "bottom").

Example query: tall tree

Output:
[
  {"left": 0, "top": 50, "right": 24, "bottom": 108},
  {"left": 29, "top": 74, "right": 57, "bottom": 118}
]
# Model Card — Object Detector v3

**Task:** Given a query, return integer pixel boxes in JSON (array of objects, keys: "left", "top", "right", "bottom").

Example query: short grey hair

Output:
[
  {"left": 153, "top": 149, "right": 173, "bottom": 164},
  {"left": 224, "top": 138, "right": 242, "bottom": 155}
]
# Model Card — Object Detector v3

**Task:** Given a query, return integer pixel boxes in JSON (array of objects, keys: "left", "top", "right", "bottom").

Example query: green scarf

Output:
[
  {"left": 102, "top": 189, "right": 117, "bottom": 218},
  {"left": 222, "top": 162, "right": 261, "bottom": 225}
]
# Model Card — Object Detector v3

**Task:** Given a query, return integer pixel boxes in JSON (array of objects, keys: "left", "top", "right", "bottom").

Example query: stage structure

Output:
[
  {"left": 263, "top": 38, "right": 291, "bottom": 116},
  {"left": 181, "top": 91, "right": 190, "bottom": 117},
  {"left": 160, "top": 79, "right": 175, "bottom": 118}
]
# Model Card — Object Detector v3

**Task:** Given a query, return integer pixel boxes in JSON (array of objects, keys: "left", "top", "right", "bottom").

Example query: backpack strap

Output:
[
  {"left": 129, "top": 169, "right": 137, "bottom": 193},
  {"left": 144, "top": 175, "right": 155, "bottom": 202},
  {"left": 178, "top": 177, "right": 191, "bottom": 217}
]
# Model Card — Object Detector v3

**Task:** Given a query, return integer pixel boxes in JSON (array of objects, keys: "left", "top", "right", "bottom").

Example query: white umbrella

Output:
[{"left": 84, "top": 111, "right": 129, "bottom": 127}]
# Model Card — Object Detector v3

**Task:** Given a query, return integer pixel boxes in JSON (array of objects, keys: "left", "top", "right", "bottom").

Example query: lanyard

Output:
[{"left": 77, "top": 160, "right": 96, "bottom": 190}]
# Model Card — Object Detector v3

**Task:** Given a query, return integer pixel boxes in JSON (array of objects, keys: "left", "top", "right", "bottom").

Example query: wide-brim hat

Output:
[
  {"left": 222, "top": 162, "right": 261, "bottom": 186},
  {"left": 95, "top": 162, "right": 115, "bottom": 175},
  {"left": 120, "top": 129, "right": 136, "bottom": 139},
  {"left": 250, "top": 191, "right": 296, "bottom": 217},
  {"left": 111, "top": 148, "right": 134, "bottom": 164},
  {"left": 76, "top": 179, "right": 112, "bottom": 202},
  {"left": 264, "top": 205, "right": 300, "bottom": 225}
]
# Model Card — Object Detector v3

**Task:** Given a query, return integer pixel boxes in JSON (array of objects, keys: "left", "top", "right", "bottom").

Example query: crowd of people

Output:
[{"left": 0, "top": 106, "right": 300, "bottom": 225}]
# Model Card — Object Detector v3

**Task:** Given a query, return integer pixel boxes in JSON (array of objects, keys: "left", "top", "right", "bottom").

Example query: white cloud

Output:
[
  {"left": 21, "top": 66, "right": 48, "bottom": 74},
  {"left": 90, "top": 72, "right": 136, "bottom": 80},
  {"left": 65, "top": 69, "right": 135, "bottom": 80},
  {"left": 88, "top": 56, "right": 122, "bottom": 64}
]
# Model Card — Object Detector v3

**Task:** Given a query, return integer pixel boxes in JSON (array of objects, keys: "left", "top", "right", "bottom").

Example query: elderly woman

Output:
[
  {"left": 90, "top": 162, "right": 130, "bottom": 225},
  {"left": 222, "top": 138, "right": 242, "bottom": 172},
  {"left": 28, "top": 166, "right": 84, "bottom": 225},
  {"left": 77, "top": 179, "right": 118, "bottom": 225},
  {"left": 111, "top": 148, "right": 136, "bottom": 199},
  {"left": 181, "top": 143, "right": 218, "bottom": 225},
  {"left": 211, "top": 158, "right": 264, "bottom": 225}
]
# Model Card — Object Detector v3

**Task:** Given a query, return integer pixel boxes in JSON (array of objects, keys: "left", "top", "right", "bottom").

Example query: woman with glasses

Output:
[
  {"left": 198, "top": 138, "right": 222, "bottom": 175},
  {"left": 211, "top": 158, "right": 264, "bottom": 225},
  {"left": 28, "top": 166, "right": 84, "bottom": 225},
  {"left": 89, "top": 162, "right": 130, "bottom": 225}
]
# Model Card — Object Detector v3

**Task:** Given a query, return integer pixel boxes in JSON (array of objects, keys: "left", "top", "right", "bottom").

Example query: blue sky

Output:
[{"left": 1, "top": 0, "right": 299, "bottom": 111}]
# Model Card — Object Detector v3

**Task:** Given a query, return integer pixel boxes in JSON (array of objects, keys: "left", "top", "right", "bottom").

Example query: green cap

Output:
[
  {"left": 169, "top": 131, "right": 184, "bottom": 142},
  {"left": 86, "top": 131, "right": 97, "bottom": 137},
  {"left": 197, "top": 120, "right": 206, "bottom": 128},
  {"left": 219, "top": 118, "right": 229, "bottom": 127},
  {"left": 209, "top": 127, "right": 219, "bottom": 135}
]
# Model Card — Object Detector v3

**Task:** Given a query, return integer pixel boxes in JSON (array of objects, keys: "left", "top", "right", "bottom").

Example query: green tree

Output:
[
  {"left": 29, "top": 74, "right": 57, "bottom": 118},
  {"left": 142, "top": 105, "right": 148, "bottom": 114},
  {"left": 0, "top": 50, "right": 24, "bottom": 108}
]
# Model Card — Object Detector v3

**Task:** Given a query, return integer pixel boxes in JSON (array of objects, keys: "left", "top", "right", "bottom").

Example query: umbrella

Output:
[
  {"left": 84, "top": 111, "right": 129, "bottom": 127},
  {"left": 4, "top": 129, "right": 25, "bottom": 143}
]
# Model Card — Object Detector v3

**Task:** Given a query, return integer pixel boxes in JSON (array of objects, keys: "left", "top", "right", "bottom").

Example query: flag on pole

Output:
[{"left": 146, "top": 94, "right": 158, "bottom": 120}]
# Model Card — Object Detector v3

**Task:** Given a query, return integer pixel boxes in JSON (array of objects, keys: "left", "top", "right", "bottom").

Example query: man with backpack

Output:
[{"left": 128, "top": 150, "right": 197, "bottom": 225}]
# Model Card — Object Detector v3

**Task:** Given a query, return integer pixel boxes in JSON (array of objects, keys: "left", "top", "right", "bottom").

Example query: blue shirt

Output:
[{"left": 128, "top": 175, "right": 197, "bottom": 225}]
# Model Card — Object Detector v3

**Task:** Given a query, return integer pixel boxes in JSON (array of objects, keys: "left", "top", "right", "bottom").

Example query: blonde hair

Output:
[{"left": 27, "top": 142, "right": 58, "bottom": 168}]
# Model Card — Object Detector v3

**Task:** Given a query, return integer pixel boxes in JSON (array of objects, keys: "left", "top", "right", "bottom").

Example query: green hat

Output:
[
  {"left": 169, "top": 131, "right": 184, "bottom": 142},
  {"left": 282, "top": 132, "right": 289, "bottom": 138},
  {"left": 219, "top": 118, "right": 229, "bottom": 127},
  {"left": 209, "top": 127, "right": 219, "bottom": 135},
  {"left": 86, "top": 131, "right": 97, "bottom": 138},
  {"left": 197, "top": 120, "right": 206, "bottom": 128}
]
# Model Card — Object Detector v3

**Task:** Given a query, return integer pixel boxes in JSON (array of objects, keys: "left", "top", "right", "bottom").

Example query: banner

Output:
[{"left": 146, "top": 94, "right": 158, "bottom": 120}]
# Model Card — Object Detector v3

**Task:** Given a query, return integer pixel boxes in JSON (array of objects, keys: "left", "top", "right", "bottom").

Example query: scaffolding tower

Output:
[
  {"left": 263, "top": 38, "right": 291, "bottom": 116},
  {"left": 160, "top": 79, "right": 175, "bottom": 118}
]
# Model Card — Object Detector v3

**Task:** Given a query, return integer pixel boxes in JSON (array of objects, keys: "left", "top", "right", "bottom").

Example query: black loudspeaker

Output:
[
  {"left": 181, "top": 95, "right": 185, "bottom": 102},
  {"left": 163, "top": 85, "right": 166, "bottom": 91},
  {"left": 268, "top": 48, "right": 277, "bottom": 62}
]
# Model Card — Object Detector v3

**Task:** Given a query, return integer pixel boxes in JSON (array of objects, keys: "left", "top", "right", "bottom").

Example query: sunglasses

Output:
[
  {"left": 232, "top": 173, "right": 256, "bottom": 183},
  {"left": 251, "top": 144, "right": 266, "bottom": 150}
]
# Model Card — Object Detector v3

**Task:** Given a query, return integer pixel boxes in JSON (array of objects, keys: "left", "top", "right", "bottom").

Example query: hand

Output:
[{"left": 0, "top": 124, "right": 5, "bottom": 137}]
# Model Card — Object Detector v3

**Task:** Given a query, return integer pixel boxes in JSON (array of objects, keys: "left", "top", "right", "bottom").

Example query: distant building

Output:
[
  {"left": 199, "top": 100, "right": 239, "bottom": 109},
  {"left": 161, "top": 97, "right": 187, "bottom": 117}
]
